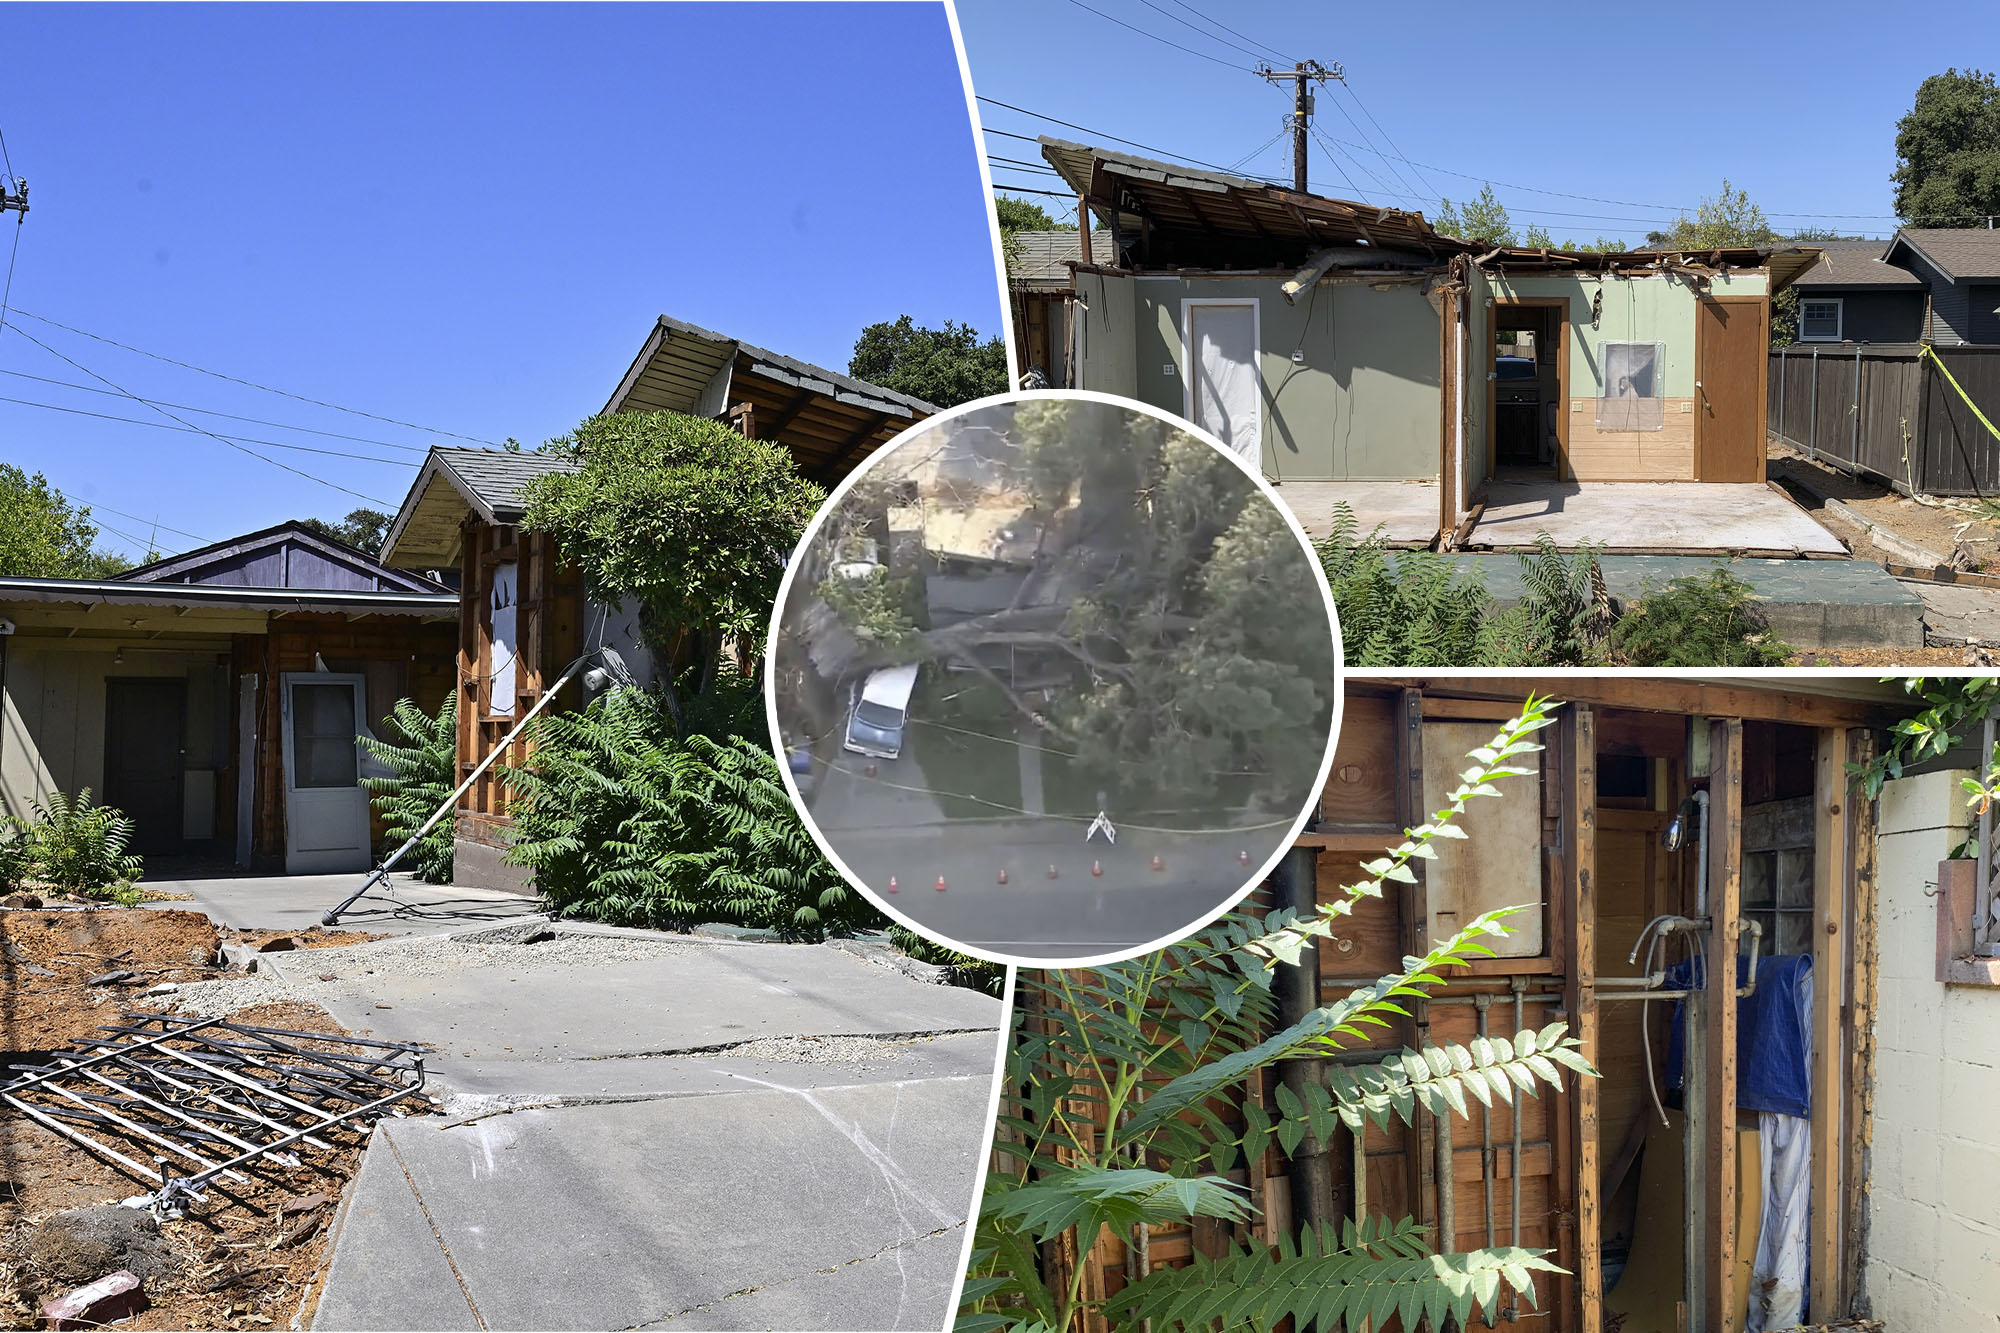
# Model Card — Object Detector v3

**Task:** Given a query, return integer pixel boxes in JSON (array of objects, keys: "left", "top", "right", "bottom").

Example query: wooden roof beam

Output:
[
  {"left": 760, "top": 387, "right": 818, "bottom": 442},
  {"left": 815, "top": 411, "right": 892, "bottom": 483}
]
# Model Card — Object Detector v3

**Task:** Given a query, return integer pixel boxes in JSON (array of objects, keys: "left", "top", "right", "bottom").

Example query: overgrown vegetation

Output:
[
  {"left": 849, "top": 315, "right": 1009, "bottom": 409},
  {"left": 359, "top": 694, "right": 458, "bottom": 883},
  {"left": 1611, "top": 568, "right": 1792, "bottom": 667},
  {"left": 505, "top": 688, "right": 876, "bottom": 940},
  {"left": 0, "top": 789, "right": 145, "bottom": 905},
  {"left": 961, "top": 701, "right": 1597, "bottom": 1332},
  {"left": 887, "top": 924, "right": 1006, "bottom": 998},
  {"left": 1316, "top": 504, "right": 1787, "bottom": 667}
]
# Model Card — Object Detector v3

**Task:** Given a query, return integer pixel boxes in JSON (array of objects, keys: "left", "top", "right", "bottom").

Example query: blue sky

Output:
[
  {"left": 961, "top": 0, "right": 2000, "bottom": 243},
  {"left": 0, "top": 3, "right": 1002, "bottom": 563}
]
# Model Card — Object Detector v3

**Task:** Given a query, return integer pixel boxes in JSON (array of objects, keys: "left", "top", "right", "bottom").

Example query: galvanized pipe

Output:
[{"left": 1477, "top": 991, "right": 1497, "bottom": 1328}]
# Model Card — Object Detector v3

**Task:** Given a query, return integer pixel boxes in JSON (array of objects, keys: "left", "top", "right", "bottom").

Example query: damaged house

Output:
[
  {"left": 0, "top": 521, "right": 457, "bottom": 873},
  {"left": 1026, "top": 674, "right": 2000, "bottom": 1331},
  {"left": 375, "top": 315, "right": 936, "bottom": 889},
  {"left": 1022, "top": 140, "right": 1836, "bottom": 556}
]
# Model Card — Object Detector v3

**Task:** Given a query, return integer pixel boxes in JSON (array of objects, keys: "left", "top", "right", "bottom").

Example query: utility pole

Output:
[
  {"left": 0, "top": 178, "right": 26, "bottom": 219},
  {"left": 1257, "top": 61, "right": 1341, "bottom": 193}
]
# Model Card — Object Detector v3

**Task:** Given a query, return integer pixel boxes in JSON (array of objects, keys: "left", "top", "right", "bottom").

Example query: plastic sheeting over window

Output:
[
  {"left": 1596, "top": 340, "right": 1667, "bottom": 431},
  {"left": 489, "top": 559, "right": 519, "bottom": 717},
  {"left": 1186, "top": 301, "right": 1261, "bottom": 464}
]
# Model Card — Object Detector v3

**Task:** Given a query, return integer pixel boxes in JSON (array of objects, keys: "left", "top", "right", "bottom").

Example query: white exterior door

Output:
[
  {"left": 280, "top": 673, "right": 371, "bottom": 874},
  {"left": 1184, "top": 300, "right": 1262, "bottom": 465}
]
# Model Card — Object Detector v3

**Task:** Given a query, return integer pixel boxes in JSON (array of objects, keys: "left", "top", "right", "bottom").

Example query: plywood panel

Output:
[
  {"left": 1423, "top": 719, "right": 1544, "bottom": 955},
  {"left": 1563, "top": 398, "right": 1696, "bottom": 480},
  {"left": 1320, "top": 690, "right": 1399, "bottom": 829}
]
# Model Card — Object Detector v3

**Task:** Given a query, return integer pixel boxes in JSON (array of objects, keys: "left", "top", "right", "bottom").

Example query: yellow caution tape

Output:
[{"left": 1921, "top": 343, "right": 2000, "bottom": 445}]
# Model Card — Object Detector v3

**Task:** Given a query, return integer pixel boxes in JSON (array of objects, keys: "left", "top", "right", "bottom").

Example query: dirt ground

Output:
[
  {"left": 1771, "top": 445, "right": 2000, "bottom": 568},
  {"left": 1792, "top": 644, "right": 2000, "bottom": 667},
  {"left": 0, "top": 909, "right": 413, "bottom": 1330}
]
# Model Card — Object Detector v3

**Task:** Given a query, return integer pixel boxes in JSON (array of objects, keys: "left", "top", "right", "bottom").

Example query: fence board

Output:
[{"left": 1771, "top": 344, "right": 2000, "bottom": 495}]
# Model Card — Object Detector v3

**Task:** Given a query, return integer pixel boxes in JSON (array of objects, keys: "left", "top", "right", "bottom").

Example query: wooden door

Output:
[
  {"left": 104, "top": 677, "right": 185, "bottom": 855},
  {"left": 1695, "top": 297, "right": 1767, "bottom": 483}
]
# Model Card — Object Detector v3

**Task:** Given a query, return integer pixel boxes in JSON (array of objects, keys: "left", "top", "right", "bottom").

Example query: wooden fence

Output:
[{"left": 1768, "top": 343, "right": 2000, "bottom": 496}]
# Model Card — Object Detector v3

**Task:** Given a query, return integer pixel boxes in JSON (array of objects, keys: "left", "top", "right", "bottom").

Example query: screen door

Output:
[{"left": 280, "top": 673, "right": 371, "bottom": 874}]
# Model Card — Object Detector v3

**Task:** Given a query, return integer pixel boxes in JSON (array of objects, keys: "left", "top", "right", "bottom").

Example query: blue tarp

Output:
[{"left": 1664, "top": 953, "right": 1813, "bottom": 1119}]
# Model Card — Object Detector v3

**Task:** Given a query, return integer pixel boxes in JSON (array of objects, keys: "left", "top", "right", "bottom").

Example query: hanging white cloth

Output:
[{"left": 1746, "top": 968, "right": 1814, "bottom": 1331}]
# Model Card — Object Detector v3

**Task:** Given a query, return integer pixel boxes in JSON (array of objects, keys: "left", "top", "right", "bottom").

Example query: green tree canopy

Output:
[
  {"left": 849, "top": 315, "right": 1008, "bottom": 409},
  {"left": 0, "top": 465, "right": 133, "bottom": 578},
  {"left": 519, "top": 410, "right": 823, "bottom": 729},
  {"left": 1657, "top": 179, "right": 1777, "bottom": 250},
  {"left": 994, "top": 196, "right": 1073, "bottom": 232},
  {"left": 298, "top": 507, "right": 393, "bottom": 555},
  {"left": 1893, "top": 69, "right": 2000, "bottom": 227},
  {"left": 1433, "top": 184, "right": 1515, "bottom": 245}
]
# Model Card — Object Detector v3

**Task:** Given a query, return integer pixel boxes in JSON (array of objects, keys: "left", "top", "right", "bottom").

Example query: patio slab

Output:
[
  {"left": 141, "top": 869, "right": 540, "bottom": 937},
  {"left": 1465, "top": 481, "right": 1848, "bottom": 557},
  {"left": 1266, "top": 479, "right": 1441, "bottom": 544}
]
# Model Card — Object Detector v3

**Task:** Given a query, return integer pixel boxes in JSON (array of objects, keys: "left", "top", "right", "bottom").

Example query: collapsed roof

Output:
[{"left": 1038, "top": 137, "right": 1821, "bottom": 289}]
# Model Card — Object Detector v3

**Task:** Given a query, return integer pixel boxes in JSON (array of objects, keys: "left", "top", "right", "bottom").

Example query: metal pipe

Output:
[
  {"left": 1436, "top": 1099, "right": 1456, "bottom": 1260},
  {"left": 1272, "top": 845, "right": 1333, "bottom": 1234},
  {"left": 1477, "top": 991, "right": 1497, "bottom": 1328}
]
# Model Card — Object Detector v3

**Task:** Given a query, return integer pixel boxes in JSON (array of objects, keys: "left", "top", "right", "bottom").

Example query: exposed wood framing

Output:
[
  {"left": 1705, "top": 718, "right": 1745, "bottom": 1333},
  {"left": 1563, "top": 703, "right": 1602, "bottom": 1333},
  {"left": 1842, "top": 727, "right": 1881, "bottom": 1317},
  {"left": 1398, "top": 688, "right": 1435, "bottom": 1239},
  {"left": 1365, "top": 677, "right": 1885, "bottom": 729},
  {"left": 1811, "top": 728, "right": 1849, "bottom": 1317}
]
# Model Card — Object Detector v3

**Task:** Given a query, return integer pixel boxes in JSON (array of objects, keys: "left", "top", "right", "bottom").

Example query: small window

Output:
[
  {"left": 489, "top": 560, "right": 519, "bottom": 717},
  {"left": 1799, "top": 298, "right": 1843, "bottom": 342},
  {"left": 1596, "top": 341, "right": 1665, "bottom": 431}
]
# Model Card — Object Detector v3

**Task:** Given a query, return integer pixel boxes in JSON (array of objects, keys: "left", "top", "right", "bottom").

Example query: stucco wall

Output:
[
  {"left": 1099, "top": 274, "right": 1442, "bottom": 482},
  {"left": 1861, "top": 767, "right": 2000, "bottom": 1328}
]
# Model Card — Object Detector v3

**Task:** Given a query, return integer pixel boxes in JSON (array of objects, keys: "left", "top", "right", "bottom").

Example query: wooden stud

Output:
[
  {"left": 1841, "top": 727, "right": 1880, "bottom": 1317},
  {"left": 1706, "top": 717, "right": 1744, "bottom": 1333},
  {"left": 1397, "top": 688, "right": 1434, "bottom": 1237},
  {"left": 1809, "top": 727, "right": 1848, "bottom": 1319},
  {"left": 1564, "top": 703, "right": 1601, "bottom": 1333}
]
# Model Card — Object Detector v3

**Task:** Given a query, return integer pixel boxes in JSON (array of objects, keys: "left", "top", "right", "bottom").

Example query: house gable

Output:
[{"left": 118, "top": 521, "right": 447, "bottom": 593}]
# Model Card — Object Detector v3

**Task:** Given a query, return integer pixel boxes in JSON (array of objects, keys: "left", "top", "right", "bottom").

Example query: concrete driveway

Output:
[
  {"left": 143, "top": 867, "right": 541, "bottom": 937},
  {"left": 162, "top": 905, "right": 1003, "bottom": 1331}
]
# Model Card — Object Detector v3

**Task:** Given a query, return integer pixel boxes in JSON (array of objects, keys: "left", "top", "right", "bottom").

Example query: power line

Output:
[
  {"left": 1159, "top": 0, "right": 1292, "bottom": 65},
  {"left": 1129, "top": 0, "right": 1273, "bottom": 63},
  {"left": 1337, "top": 80, "right": 1441, "bottom": 203},
  {"left": 0, "top": 392, "right": 423, "bottom": 467},
  {"left": 0, "top": 366, "right": 430, "bottom": 452},
  {"left": 975, "top": 96, "right": 1287, "bottom": 183},
  {"left": 6, "top": 307, "right": 500, "bottom": 446},
  {"left": 84, "top": 501, "right": 214, "bottom": 546},
  {"left": 0, "top": 122, "right": 13, "bottom": 189},
  {"left": 1061, "top": 0, "right": 1253, "bottom": 71},
  {"left": 3, "top": 323, "right": 394, "bottom": 504}
]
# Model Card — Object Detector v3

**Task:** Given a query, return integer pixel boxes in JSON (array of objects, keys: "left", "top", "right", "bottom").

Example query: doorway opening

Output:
[{"left": 1489, "top": 302, "right": 1565, "bottom": 480}]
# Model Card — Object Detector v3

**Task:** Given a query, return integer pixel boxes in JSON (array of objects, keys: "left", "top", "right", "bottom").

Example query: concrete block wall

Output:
[{"left": 1864, "top": 768, "right": 2000, "bottom": 1330}]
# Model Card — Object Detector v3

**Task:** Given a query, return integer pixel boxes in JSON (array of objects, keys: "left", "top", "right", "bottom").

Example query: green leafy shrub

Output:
[
  {"left": 504, "top": 688, "right": 880, "bottom": 939},
  {"left": 961, "top": 701, "right": 1598, "bottom": 1332},
  {"left": 1611, "top": 566, "right": 1792, "bottom": 666},
  {"left": 887, "top": 924, "right": 1006, "bottom": 997},
  {"left": 1496, "top": 535, "right": 1614, "bottom": 666},
  {"left": 1314, "top": 507, "right": 1493, "bottom": 666},
  {"left": 359, "top": 694, "right": 457, "bottom": 884},
  {"left": 6, "top": 789, "right": 144, "bottom": 905}
]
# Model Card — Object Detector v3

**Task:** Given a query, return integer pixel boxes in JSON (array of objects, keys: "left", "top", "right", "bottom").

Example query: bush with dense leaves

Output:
[
  {"left": 504, "top": 688, "right": 880, "bottom": 939},
  {"left": 1611, "top": 566, "right": 1792, "bottom": 667},
  {"left": 2, "top": 789, "right": 144, "bottom": 905},
  {"left": 359, "top": 694, "right": 457, "bottom": 883}
]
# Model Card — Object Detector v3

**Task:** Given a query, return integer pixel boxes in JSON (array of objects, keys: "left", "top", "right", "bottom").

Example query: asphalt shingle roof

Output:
[
  {"left": 1893, "top": 228, "right": 2000, "bottom": 281},
  {"left": 1791, "top": 239, "right": 1924, "bottom": 289},
  {"left": 432, "top": 447, "right": 578, "bottom": 524}
]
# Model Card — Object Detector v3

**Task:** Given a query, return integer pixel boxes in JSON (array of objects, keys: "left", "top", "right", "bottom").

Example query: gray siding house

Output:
[{"left": 1789, "top": 229, "right": 2000, "bottom": 346}]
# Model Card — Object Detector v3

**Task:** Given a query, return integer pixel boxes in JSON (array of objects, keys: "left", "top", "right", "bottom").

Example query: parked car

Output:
[{"left": 843, "top": 663, "right": 920, "bottom": 760}]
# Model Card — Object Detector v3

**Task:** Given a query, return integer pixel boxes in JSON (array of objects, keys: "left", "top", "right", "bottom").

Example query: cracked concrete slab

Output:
[{"left": 315, "top": 1076, "right": 990, "bottom": 1331}]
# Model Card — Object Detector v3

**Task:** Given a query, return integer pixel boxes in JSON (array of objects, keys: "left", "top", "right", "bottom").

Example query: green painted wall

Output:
[
  {"left": 1113, "top": 275, "right": 1441, "bottom": 481},
  {"left": 1074, "top": 271, "right": 1138, "bottom": 399},
  {"left": 1482, "top": 269, "right": 1768, "bottom": 397}
]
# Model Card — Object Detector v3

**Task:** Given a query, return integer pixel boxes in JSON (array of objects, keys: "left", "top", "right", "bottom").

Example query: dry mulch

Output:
[{"left": 0, "top": 909, "right": 418, "bottom": 1330}]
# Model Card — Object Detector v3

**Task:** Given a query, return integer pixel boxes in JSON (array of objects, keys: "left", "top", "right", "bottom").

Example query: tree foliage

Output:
[
  {"left": 1656, "top": 179, "right": 1776, "bottom": 250},
  {"left": 1433, "top": 184, "right": 1514, "bottom": 245},
  {"left": 520, "top": 409, "right": 823, "bottom": 729},
  {"left": 961, "top": 702, "right": 1595, "bottom": 1333},
  {"left": 299, "top": 508, "right": 394, "bottom": 555},
  {"left": 994, "top": 197, "right": 1072, "bottom": 232},
  {"left": 358, "top": 693, "right": 457, "bottom": 883},
  {"left": 0, "top": 789, "right": 144, "bottom": 905},
  {"left": 849, "top": 315, "right": 1008, "bottom": 409},
  {"left": 0, "top": 464, "right": 132, "bottom": 578},
  {"left": 1893, "top": 69, "right": 2000, "bottom": 227},
  {"left": 505, "top": 688, "right": 879, "bottom": 939}
]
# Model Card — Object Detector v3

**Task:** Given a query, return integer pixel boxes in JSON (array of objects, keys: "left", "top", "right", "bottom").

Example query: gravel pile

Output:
[
  {"left": 723, "top": 1034, "right": 906, "bottom": 1066},
  {"left": 171, "top": 928, "right": 692, "bottom": 1017}
]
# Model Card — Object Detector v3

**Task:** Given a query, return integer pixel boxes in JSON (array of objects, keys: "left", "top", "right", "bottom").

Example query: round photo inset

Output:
[{"left": 766, "top": 392, "right": 1342, "bottom": 966}]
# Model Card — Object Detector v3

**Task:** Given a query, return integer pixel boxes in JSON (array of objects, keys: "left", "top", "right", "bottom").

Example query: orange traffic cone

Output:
[
  {"left": 997, "top": 868, "right": 1009, "bottom": 885},
  {"left": 886, "top": 876, "right": 900, "bottom": 894},
  {"left": 1091, "top": 860, "right": 1103, "bottom": 877},
  {"left": 865, "top": 762, "right": 878, "bottom": 778},
  {"left": 1237, "top": 849, "right": 1250, "bottom": 866},
  {"left": 934, "top": 875, "right": 948, "bottom": 892},
  {"left": 1046, "top": 864, "right": 1059, "bottom": 879},
  {"left": 1150, "top": 854, "right": 1165, "bottom": 872}
]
